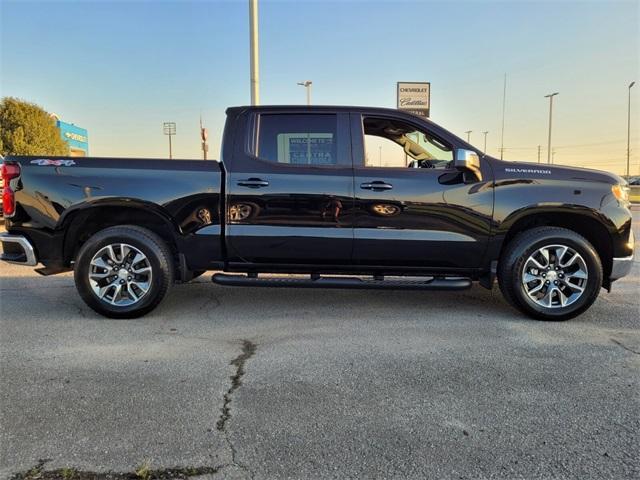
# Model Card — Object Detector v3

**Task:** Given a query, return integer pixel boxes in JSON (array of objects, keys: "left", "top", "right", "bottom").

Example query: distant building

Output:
[{"left": 56, "top": 120, "right": 89, "bottom": 157}]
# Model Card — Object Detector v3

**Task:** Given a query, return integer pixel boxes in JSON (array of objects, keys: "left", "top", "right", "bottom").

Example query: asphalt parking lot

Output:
[{"left": 1, "top": 213, "right": 638, "bottom": 480}]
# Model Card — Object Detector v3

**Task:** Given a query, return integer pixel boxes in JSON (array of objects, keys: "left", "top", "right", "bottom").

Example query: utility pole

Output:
[
  {"left": 297, "top": 80, "right": 312, "bottom": 105},
  {"left": 544, "top": 92, "right": 559, "bottom": 164},
  {"left": 249, "top": 0, "right": 260, "bottom": 105},
  {"left": 537, "top": 145, "right": 541, "bottom": 163},
  {"left": 163, "top": 122, "right": 176, "bottom": 159},
  {"left": 500, "top": 73, "right": 507, "bottom": 159},
  {"left": 200, "top": 115, "right": 208, "bottom": 160},
  {"left": 465, "top": 130, "right": 472, "bottom": 143},
  {"left": 627, "top": 81, "right": 636, "bottom": 179},
  {"left": 482, "top": 131, "right": 489, "bottom": 152}
]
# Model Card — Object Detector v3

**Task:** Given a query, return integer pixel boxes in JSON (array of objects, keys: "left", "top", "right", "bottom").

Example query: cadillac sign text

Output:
[{"left": 397, "top": 82, "right": 430, "bottom": 118}]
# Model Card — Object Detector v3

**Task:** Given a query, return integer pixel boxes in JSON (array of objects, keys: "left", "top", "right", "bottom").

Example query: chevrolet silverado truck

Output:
[{"left": 0, "top": 106, "right": 634, "bottom": 320}]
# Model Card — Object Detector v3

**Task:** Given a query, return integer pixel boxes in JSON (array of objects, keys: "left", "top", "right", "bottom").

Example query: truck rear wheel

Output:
[
  {"left": 498, "top": 227, "right": 602, "bottom": 321},
  {"left": 74, "top": 226, "right": 174, "bottom": 318}
]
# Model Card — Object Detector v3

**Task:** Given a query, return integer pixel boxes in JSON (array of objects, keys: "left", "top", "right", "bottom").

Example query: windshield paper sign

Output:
[{"left": 277, "top": 133, "right": 334, "bottom": 165}]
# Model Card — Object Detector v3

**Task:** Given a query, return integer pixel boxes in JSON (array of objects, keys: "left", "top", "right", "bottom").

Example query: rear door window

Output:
[{"left": 256, "top": 114, "right": 344, "bottom": 166}]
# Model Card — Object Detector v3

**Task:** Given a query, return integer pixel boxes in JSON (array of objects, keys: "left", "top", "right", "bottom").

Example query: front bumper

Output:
[
  {"left": 610, "top": 255, "right": 634, "bottom": 280},
  {"left": 0, "top": 233, "right": 37, "bottom": 266},
  {"left": 610, "top": 226, "right": 635, "bottom": 280}
]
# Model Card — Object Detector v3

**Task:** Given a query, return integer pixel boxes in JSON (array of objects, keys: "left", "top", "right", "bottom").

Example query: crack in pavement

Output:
[
  {"left": 8, "top": 340, "right": 259, "bottom": 480},
  {"left": 611, "top": 338, "right": 640, "bottom": 355},
  {"left": 216, "top": 340, "right": 257, "bottom": 431},
  {"left": 215, "top": 340, "right": 258, "bottom": 479}
]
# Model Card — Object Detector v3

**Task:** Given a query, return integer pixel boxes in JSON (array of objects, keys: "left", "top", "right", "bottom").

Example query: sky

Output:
[{"left": 1, "top": 0, "right": 638, "bottom": 174}]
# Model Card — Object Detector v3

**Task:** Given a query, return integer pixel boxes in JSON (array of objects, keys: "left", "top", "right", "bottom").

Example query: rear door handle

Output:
[
  {"left": 238, "top": 178, "right": 269, "bottom": 188},
  {"left": 360, "top": 181, "right": 393, "bottom": 191}
]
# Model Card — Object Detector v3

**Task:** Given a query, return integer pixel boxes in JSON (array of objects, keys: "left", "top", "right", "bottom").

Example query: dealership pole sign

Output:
[{"left": 397, "top": 82, "right": 430, "bottom": 118}]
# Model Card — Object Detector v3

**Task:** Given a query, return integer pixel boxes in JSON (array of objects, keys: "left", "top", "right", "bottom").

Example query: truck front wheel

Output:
[
  {"left": 74, "top": 226, "right": 174, "bottom": 318},
  {"left": 498, "top": 227, "right": 603, "bottom": 321}
]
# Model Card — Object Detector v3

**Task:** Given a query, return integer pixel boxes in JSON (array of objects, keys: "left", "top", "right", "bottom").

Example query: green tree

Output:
[{"left": 0, "top": 97, "right": 69, "bottom": 156}]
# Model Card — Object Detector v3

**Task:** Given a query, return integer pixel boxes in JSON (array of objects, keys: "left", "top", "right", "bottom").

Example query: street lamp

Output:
[
  {"left": 249, "top": 0, "right": 260, "bottom": 105},
  {"left": 465, "top": 130, "right": 472, "bottom": 143},
  {"left": 163, "top": 122, "right": 176, "bottom": 159},
  {"left": 482, "top": 131, "right": 489, "bottom": 152},
  {"left": 500, "top": 73, "right": 507, "bottom": 159},
  {"left": 544, "top": 92, "right": 559, "bottom": 164},
  {"left": 627, "top": 81, "right": 636, "bottom": 179},
  {"left": 297, "top": 80, "right": 312, "bottom": 105}
]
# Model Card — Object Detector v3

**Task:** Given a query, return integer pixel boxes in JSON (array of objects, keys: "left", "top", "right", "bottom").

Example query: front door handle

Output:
[
  {"left": 238, "top": 178, "right": 269, "bottom": 188},
  {"left": 360, "top": 181, "right": 393, "bottom": 191}
]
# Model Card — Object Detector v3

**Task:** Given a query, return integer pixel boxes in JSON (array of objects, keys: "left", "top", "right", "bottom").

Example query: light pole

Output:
[
  {"left": 249, "top": 0, "right": 260, "bottom": 105},
  {"left": 627, "top": 81, "right": 635, "bottom": 179},
  {"left": 544, "top": 92, "right": 559, "bottom": 164},
  {"left": 163, "top": 122, "right": 176, "bottom": 159},
  {"left": 500, "top": 73, "right": 507, "bottom": 159},
  {"left": 465, "top": 130, "right": 472, "bottom": 143},
  {"left": 482, "top": 131, "right": 489, "bottom": 152},
  {"left": 297, "top": 80, "right": 312, "bottom": 105}
]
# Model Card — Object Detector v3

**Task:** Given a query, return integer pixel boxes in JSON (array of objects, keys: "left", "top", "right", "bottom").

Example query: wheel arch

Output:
[
  {"left": 498, "top": 209, "right": 614, "bottom": 286},
  {"left": 60, "top": 200, "right": 181, "bottom": 266}
]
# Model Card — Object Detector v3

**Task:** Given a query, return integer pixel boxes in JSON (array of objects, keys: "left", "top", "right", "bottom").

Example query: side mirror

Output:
[{"left": 454, "top": 149, "right": 482, "bottom": 181}]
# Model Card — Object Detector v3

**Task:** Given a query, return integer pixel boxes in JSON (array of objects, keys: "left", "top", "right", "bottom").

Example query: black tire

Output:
[
  {"left": 498, "top": 227, "right": 602, "bottom": 321},
  {"left": 74, "top": 225, "right": 174, "bottom": 319}
]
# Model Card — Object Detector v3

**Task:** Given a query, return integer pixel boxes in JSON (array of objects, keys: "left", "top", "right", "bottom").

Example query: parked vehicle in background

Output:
[{"left": 0, "top": 106, "right": 635, "bottom": 320}]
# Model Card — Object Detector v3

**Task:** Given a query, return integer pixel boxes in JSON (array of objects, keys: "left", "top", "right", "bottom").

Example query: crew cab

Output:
[{"left": 0, "top": 106, "right": 635, "bottom": 320}]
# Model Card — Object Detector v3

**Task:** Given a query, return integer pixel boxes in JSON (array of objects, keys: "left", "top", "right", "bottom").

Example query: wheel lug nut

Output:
[
  {"left": 554, "top": 280, "right": 558, "bottom": 285},
  {"left": 127, "top": 276, "right": 132, "bottom": 281},
  {"left": 120, "top": 280, "right": 125, "bottom": 284},
  {"left": 546, "top": 281, "right": 550, "bottom": 285}
]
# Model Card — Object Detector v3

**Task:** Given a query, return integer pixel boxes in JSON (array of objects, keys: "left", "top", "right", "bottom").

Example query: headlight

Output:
[{"left": 612, "top": 184, "right": 630, "bottom": 203}]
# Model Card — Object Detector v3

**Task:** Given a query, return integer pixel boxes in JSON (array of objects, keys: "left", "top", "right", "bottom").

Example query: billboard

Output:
[
  {"left": 397, "top": 82, "right": 430, "bottom": 118},
  {"left": 57, "top": 120, "right": 89, "bottom": 156}
]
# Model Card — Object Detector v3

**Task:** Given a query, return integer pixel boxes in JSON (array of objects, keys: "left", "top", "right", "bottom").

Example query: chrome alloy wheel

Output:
[
  {"left": 521, "top": 244, "right": 588, "bottom": 308},
  {"left": 88, "top": 243, "right": 152, "bottom": 306}
]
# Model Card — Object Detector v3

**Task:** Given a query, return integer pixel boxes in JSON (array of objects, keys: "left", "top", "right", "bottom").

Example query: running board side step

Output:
[{"left": 212, "top": 273, "right": 472, "bottom": 291}]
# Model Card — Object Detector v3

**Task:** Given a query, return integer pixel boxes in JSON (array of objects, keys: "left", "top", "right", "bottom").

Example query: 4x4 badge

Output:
[{"left": 31, "top": 159, "right": 76, "bottom": 167}]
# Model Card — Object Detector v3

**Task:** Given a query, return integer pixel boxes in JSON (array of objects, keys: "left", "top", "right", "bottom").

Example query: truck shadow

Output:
[
  {"left": 161, "top": 279, "right": 518, "bottom": 323},
  {"left": 1, "top": 273, "right": 631, "bottom": 328}
]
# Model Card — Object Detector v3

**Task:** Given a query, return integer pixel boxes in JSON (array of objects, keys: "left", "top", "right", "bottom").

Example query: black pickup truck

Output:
[{"left": 0, "top": 106, "right": 634, "bottom": 320}]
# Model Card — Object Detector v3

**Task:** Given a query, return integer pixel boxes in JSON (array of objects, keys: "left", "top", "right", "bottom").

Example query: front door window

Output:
[{"left": 363, "top": 117, "right": 454, "bottom": 169}]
